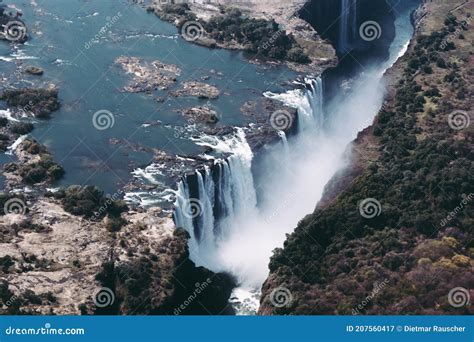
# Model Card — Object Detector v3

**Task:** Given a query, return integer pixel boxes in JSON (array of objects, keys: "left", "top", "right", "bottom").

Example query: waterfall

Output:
[
  {"left": 173, "top": 128, "right": 257, "bottom": 267},
  {"left": 339, "top": 0, "right": 358, "bottom": 53},
  {"left": 173, "top": 77, "right": 325, "bottom": 270},
  {"left": 214, "top": 161, "right": 234, "bottom": 237},
  {"left": 172, "top": 0, "right": 417, "bottom": 315},
  {"left": 197, "top": 167, "right": 215, "bottom": 247},
  {"left": 174, "top": 179, "right": 200, "bottom": 253},
  {"left": 351, "top": 0, "right": 358, "bottom": 43},
  {"left": 313, "top": 77, "right": 325, "bottom": 129},
  {"left": 340, "top": 0, "right": 350, "bottom": 53},
  {"left": 264, "top": 77, "right": 324, "bottom": 133},
  {"left": 277, "top": 131, "right": 290, "bottom": 161}
]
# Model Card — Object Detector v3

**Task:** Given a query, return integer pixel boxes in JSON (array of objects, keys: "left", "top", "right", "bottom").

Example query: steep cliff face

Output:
[
  {"left": 94, "top": 228, "right": 235, "bottom": 316},
  {"left": 300, "top": 0, "right": 395, "bottom": 56},
  {"left": 300, "top": 0, "right": 397, "bottom": 102},
  {"left": 260, "top": 0, "right": 473, "bottom": 315}
]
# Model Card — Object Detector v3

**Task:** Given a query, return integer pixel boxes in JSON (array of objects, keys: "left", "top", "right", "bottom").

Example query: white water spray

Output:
[
  {"left": 173, "top": 128, "right": 258, "bottom": 268},
  {"left": 174, "top": 0, "right": 418, "bottom": 315}
]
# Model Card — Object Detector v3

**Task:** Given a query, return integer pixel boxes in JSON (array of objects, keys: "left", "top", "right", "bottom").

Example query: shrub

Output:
[
  {"left": 0, "top": 255, "right": 14, "bottom": 272},
  {"left": 265, "top": 22, "right": 474, "bottom": 315},
  {"left": 10, "top": 122, "right": 34, "bottom": 135},
  {"left": 60, "top": 186, "right": 128, "bottom": 226},
  {"left": 287, "top": 47, "right": 310, "bottom": 63},
  {"left": 24, "top": 166, "right": 47, "bottom": 184},
  {"left": 0, "top": 89, "right": 60, "bottom": 118}
]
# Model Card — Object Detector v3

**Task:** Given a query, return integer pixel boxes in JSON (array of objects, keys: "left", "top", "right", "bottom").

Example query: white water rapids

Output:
[{"left": 173, "top": 1, "right": 418, "bottom": 315}]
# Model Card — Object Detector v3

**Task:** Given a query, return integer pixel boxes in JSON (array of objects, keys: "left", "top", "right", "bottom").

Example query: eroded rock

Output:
[
  {"left": 170, "top": 81, "right": 220, "bottom": 99},
  {"left": 115, "top": 56, "right": 181, "bottom": 93},
  {"left": 182, "top": 106, "right": 219, "bottom": 124},
  {"left": 23, "top": 66, "right": 44, "bottom": 76}
]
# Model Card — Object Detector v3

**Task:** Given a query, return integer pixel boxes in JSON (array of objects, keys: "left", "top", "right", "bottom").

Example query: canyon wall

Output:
[{"left": 260, "top": 0, "right": 473, "bottom": 315}]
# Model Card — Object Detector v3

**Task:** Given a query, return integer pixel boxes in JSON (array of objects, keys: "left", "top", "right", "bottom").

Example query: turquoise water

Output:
[{"left": 0, "top": 0, "right": 297, "bottom": 194}]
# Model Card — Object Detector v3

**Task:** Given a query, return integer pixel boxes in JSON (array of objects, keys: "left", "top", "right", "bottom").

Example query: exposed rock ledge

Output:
[{"left": 0, "top": 195, "right": 234, "bottom": 315}]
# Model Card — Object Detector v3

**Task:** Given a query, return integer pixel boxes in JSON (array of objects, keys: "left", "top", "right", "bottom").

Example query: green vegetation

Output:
[
  {"left": 155, "top": 5, "right": 309, "bottom": 63},
  {"left": 49, "top": 185, "right": 128, "bottom": 231},
  {"left": 93, "top": 229, "right": 235, "bottom": 315},
  {"left": 0, "top": 88, "right": 60, "bottom": 119},
  {"left": 202, "top": 9, "right": 309, "bottom": 63},
  {"left": 0, "top": 255, "right": 14, "bottom": 272},
  {"left": 10, "top": 122, "right": 34, "bottom": 135},
  {"left": 4, "top": 143, "right": 65, "bottom": 185},
  {"left": 266, "top": 15, "right": 473, "bottom": 315},
  {"left": 0, "top": 280, "right": 56, "bottom": 314}
]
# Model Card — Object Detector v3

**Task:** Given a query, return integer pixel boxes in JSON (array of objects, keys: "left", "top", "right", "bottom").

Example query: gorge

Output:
[
  {"left": 1, "top": 0, "right": 471, "bottom": 316},
  {"left": 172, "top": 0, "right": 421, "bottom": 314}
]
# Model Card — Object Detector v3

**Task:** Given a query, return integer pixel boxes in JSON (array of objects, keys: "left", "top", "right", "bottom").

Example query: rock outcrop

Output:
[
  {"left": 0, "top": 2, "right": 27, "bottom": 43},
  {"left": 0, "top": 88, "right": 60, "bottom": 119},
  {"left": 3, "top": 139, "right": 64, "bottom": 189},
  {"left": 115, "top": 56, "right": 181, "bottom": 93},
  {"left": 23, "top": 66, "right": 44, "bottom": 76},
  {"left": 181, "top": 106, "right": 220, "bottom": 124},
  {"left": 170, "top": 81, "right": 220, "bottom": 99}
]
